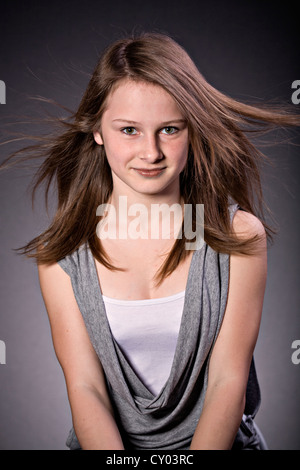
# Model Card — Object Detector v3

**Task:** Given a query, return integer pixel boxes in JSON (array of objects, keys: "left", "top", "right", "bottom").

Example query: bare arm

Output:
[
  {"left": 38, "top": 261, "right": 124, "bottom": 450},
  {"left": 190, "top": 211, "right": 267, "bottom": 450}
]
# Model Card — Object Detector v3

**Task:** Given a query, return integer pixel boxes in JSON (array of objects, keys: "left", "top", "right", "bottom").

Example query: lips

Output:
[{"left": 133, "top": 167, "right": 166, "bottom": 177}]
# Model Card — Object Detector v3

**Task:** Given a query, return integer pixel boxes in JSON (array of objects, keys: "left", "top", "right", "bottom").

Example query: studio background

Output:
[{"left": 0, "top": 0, "right": 299, "bottom": 450}]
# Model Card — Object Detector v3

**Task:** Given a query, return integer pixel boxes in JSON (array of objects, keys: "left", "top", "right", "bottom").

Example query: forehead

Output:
[{"left": 103, "top": 79, "right": 182, "bottom": 118}]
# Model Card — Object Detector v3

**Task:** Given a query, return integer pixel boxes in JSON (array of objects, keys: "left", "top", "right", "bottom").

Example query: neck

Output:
[
  {"left": 104, "top": 182, "right": 183, "bottom": 242},
  {"left": 110, "top": 184, "right": 182, "bottom": 210}
]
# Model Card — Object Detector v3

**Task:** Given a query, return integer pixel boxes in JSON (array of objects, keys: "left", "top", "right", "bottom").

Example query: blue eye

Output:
[
  {"left": 122, "top": 127, "right": 137, "bottom": 135},
  {"left": 161, "top": 126, "right": 178, "bottom": 135}
]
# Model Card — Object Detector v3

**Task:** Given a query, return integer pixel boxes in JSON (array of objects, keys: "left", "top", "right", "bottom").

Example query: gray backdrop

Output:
[{"left": 0, "top": 0, "right": 299, "bottom": 450}]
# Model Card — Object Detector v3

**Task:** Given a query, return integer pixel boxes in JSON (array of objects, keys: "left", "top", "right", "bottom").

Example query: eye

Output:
[
  {"left": 122, "top": 127, "right": 138, "bottom": 135},
  {"left": 161, "top": 126, "right": 178, "bottom": 135}
]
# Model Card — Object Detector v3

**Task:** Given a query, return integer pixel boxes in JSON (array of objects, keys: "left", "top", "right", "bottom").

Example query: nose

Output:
[{"left": 138, "top": 134, "right": 163, "bottom": 163}]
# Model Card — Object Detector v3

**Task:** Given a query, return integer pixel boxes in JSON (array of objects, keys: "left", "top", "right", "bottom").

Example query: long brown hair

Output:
[{"left": 2, "top": 32, "right": 300, "bottom": 282}]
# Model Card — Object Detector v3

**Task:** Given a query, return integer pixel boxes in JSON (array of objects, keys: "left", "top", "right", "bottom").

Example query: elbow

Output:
[
  {"left": 206, "top": 375, "right": 247, "bottom": 414},
  {"left": 67, "top": 381, "right": 115, "bottom": 416}
]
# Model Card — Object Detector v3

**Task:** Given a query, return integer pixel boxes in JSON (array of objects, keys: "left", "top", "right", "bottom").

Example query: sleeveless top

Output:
[
  {"left": 58, "top": 204, "right": 262, "bottom": 450},
  {"left": 103, "top": 290, "right": 185, "bottom": 396}
]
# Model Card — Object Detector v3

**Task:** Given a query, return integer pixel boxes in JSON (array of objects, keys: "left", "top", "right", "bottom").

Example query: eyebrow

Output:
[{"left": 112, "top": 119, "right": 187, "bottom": 126}]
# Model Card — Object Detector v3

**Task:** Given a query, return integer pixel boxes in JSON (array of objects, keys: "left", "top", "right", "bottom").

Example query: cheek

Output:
[
  {"left": 103, "top": 140, "right": 131, "bottom": 168},
  {"left": 179, "top": 153, "right": 189, "bottom": 173},
  {"left": 171, "top": 140, "right": 189, "bottom": 168}
]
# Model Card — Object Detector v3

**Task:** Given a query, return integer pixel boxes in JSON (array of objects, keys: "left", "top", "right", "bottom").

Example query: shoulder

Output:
[
  {"left": 229, "top": 210, "right": 267, "bottom": 295},
  {"left": 232, "top": 209, "right": 266, "bottom": 245}
]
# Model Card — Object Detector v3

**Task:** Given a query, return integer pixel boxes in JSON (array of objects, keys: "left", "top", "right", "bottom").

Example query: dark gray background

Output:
[{"left": 0, "top": 0, "right": 299, "bottom": 450}]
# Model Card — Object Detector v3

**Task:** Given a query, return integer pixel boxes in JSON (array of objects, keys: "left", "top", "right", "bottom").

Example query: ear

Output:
[{"left": 93, "top": 130, "right": 104, "bottom": 146}]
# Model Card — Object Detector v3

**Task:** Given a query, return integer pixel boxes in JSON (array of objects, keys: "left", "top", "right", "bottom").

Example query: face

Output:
[{"left": 93, "top": 79, "right": 189, "bottom": 201}]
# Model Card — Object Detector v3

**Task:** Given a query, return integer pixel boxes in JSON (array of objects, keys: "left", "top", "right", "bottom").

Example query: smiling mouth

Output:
[{"left": 133, "top": 168, "right": 166, "bottom": 177}]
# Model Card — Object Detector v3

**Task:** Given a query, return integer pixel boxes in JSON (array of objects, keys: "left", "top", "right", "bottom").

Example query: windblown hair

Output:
[{"left": 3, "top": 32, "right": 300, "bottom": 282}]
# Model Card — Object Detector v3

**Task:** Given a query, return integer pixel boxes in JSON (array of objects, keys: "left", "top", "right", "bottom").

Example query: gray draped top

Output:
[{"left": 58, "top": 203, "right": 262, "bottom": 450}]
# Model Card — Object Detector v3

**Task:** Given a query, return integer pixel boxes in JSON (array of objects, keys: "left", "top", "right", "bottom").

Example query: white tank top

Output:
[{"left": 103, "top": 291, "right": 185, "bottom": 396}]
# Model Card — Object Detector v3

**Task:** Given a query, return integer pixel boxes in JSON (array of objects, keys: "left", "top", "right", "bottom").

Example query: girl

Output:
[{"left": 9, "top": 32, "right": 299, "bottom": 449}]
